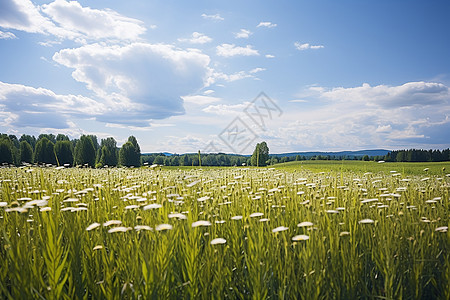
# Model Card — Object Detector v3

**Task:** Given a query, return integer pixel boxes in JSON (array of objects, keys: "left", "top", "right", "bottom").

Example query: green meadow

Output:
[
  {"left": 0, "top": 162, "right": 448, "bottom": 299},
  {"left": 275, "top": 160, "right": 450, "bottom": 175}
]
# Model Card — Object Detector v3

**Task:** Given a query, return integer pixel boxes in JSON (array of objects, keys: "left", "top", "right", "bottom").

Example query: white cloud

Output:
[
  {"left": 41, "top": 0, "right": 146, "bottom": 41},
  {"left": 38, "top": 40, "right": 61, "bottom": 47},
  {"left": 375, "top": 125, "right": 392, "bottom": 133},
  {"left": 0, "top": 81, "right": 102, "bottom": 129},
  {"left": 104, "top": 121, "right": 175, "bottom": 132},
  {"left": 257, "top": 22, "right": 277, "bottom": 28},
  {"left": 269, "top": 81, "right": 450, "bottom": 151},
  {"left": 0, "top": 0, "right": 146, "bottom": 42},
  {"left": 289, "top": 99, "right": 307, "bottom": 103},
  {"left": 52, "top": 42, "right": 211, "bottom": 125},
  {"left": 182, "top": 95, "right": 221, "bottom": 105},
  {"left": 385, "top": 124, "right": 425, "bottom": 140},
  {"left": 294, "top": 42, "right": 324, "bottom": 50},
  {"left": 0, "top": 0, "right": 54, "bottom": 34},
  {"left": 201, "top": 13, "right": 224, "bottom": 21},
  {"left": 249, "top": 67, "right": 265, "bottom": 74},
  {"left": 235, "top": 29, "right": 252, "bottom": 39},
  {"left": 0, "top": 30, "right": 16, "bottom": 39},
  {"left": 265, "top": 54, "right": 275, "bottom": 58},
  {"left": 216, "top": 43, "right": 259, "bottom": 57},
  {"left": 319, "top": 82, "right": 449, "bottom": 108},
  {"left": 105, "top": 123, "right": 152, "bottom": 131},
  {"left": 202, "top": 102, "right": 251, "bottom": 115},
  {"left": 178, "top": 32, "right": 212, "bottom": 44},
  {"left": 209, "top": 71, "right": 253, "bottom": 83}
]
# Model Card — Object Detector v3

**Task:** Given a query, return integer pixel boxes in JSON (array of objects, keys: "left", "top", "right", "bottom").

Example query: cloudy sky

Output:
[{"left": 1, "top": 0, "right": 449, "bottom": 154}]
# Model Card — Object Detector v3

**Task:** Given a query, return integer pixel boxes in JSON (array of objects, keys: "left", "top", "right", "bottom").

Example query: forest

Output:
[{"left": 1, "top": 133, "right": 449, "bottom": 167}]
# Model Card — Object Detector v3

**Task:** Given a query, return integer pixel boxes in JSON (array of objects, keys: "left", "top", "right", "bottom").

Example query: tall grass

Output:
[{"left": 0, "top": 164, "right": 448, "bottom": 299}]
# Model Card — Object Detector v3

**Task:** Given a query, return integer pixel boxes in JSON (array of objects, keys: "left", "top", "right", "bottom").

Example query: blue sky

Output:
[{"left": 0, "top": 0, "right": 449, "bottom": 154}]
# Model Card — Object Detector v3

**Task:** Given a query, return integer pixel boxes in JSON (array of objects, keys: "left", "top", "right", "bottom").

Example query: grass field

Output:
[
  {"left": 0, "top": 162, "right": 448, "bottom": 299},
  {"left": 274, "top": 160, "right": 450, "bottom": 175}
]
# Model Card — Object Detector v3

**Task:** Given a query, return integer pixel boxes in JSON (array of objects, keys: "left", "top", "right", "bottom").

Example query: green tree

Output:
[
  {"left": 268, "top": 157, "right": 278, "bottom": 165},
  {"left": 171, "top": 156, "right": 180, "bottom": 166},
  {"left": 180, "top": 154, "right": 190, "bottom": 166},
  {"left": 56, "top": 134, "right": 70, "bottom": 142},
  {"left": 141, "top": 154, "right": 154, "bottom": 165},
  {"left": 34, "top": 137, "right": 56, "bottom": 165},
  {"left": 86, "top": 135, "right": 99, "bottom": 150},
  {"left": 73, "top": 135, "right": 96, "bottom": 167},
  {"left": 8, "top": 135, "right": 19, "bottom": 149},
  {"left": 20, "top": 134, "right": 36, "bottom": 150},
  {"left": 129, "top": 136, "right": 141, "bottom": 166},
  {"left": 55, "top": 140, "right": 73, "bottom": 166},
  {"left": 38, "top": 134, "right": 56, "bottom": 144},
  {"left": 118, "top": 137, "right": 140, "bottom": 167},
  {"left": 153, "top": 155, "right": 165, "bottom": 165},
  {"left": 19, "top": 140, "right": 33, "bottom": 164},
  {"left": 118, "top": 136, "right": 141, "bottom": 167},
  {"left": 127, "top": 136, "right": 139, "bottom": 150},
  {"left": 99, "top": 137, "right": 118, "bottom": 167},
  {"left": 362, "top": 155, "right": 369, "bottom": 161},
  {"left": 396, "top": 151, "right": 405, "bottom": 162},
  {"left": 119, "top": 142, "right": 140, "bottom": 167},
  {"left": 85, "top": 135, "right": 100, "bottom": 163},
  {"left": 0, "top": 137, "right": 14, "bottom": 165},
  {"left": 251, "top": 141, "right": 269, "bottom": 167}
]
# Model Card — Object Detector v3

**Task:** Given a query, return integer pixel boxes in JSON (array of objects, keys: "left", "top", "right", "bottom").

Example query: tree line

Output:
[
  {"left": 265, "top": 149, "right": 449, "bottom": 164},
  {"left": 384, "top": 149, "right": 450, "bottom": 162},
  {"left": 0, "top": 133, "right": 141, "bottom": 167},
  {"left": 1, "top": 133, "right": 448, "bottom": 167},
  {"left": 142, "top": 141, "right": 271, "bottom": 167},
  {"left": 142, "top": 153, "right": 249, "bottom": 167}
]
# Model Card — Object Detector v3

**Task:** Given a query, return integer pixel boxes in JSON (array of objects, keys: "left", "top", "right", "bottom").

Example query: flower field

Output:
[{"left": 0, "top": 164, "right": 448, "bottom": 299}]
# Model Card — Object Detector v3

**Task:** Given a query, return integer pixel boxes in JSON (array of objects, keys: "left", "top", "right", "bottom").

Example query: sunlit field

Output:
[
  {"left": 276, "top": 160, "right": 450, "bottom": 176},
  {"left": 0, "top": 163, "right": 448, "bottom": 299}
]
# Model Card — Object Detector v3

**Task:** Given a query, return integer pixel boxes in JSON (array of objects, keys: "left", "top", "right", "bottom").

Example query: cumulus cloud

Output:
[
  {"left": 178, "top": 32, "right": 212, "bottom": 44},
  {"left": 294, "top": 42, "right": 324, "bottom": 50},
  {"left": 0, "top": 81, "right": 102, "bottom": 129},
  {"left": 319, "top": 82, "right": 449, "bottom": 108},
  {"left": 0, "top": 0, "right": 146, "bottom": 42},
  {"left": 0, "top": 30, "right": 16, "bottom": 39},
  {"left": 182, "top": 95, "right": 221, "bottom": 105},
  {"left": 375, "top": 125, "right": 392, "bottom": 133},
  {"left": 216, "top": 43, "right": 259, "bottom": 57},
  {"left": 201, "top": 13, "right": 224, "bottom": 21},
  {"left": 202, "top": 102, "right": 251, "bottom": 115},
  {"left": 271, "top": 81, "right": 450, "bottom": 150},
  {"left": 257, "top": 22, "right": 277, "bottom": 28},
  {"left": 41, "top": 0, "right": 146, "bottom": 41},
  {"left": 206, "top": 67, "right": 266, "bottom": 85},
  {"left": 265, "top": 54, "right": 275, "bottom": 58},
  {"left": 249, "top": 67, "right": 265, "bottom": 74},
  {"left": 0, "top": 0, "right": 53, "bottom": 34},
  {"left": 235, "top": 29, "right": 252, "bottom": 39},
  {"left": 209, "top": 70, "right": 254, "bottom": 83},
  {"left": 53, "top": 42, "right": 211, "bottom": 125}
]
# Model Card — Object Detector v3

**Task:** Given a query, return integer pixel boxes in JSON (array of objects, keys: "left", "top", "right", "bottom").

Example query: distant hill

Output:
[
  {"left": 271, "top": 149, "right": 390, "bottom": 158},
  {"left": 142, "top": 152, "right": 174, "bottom": 156},
  {"left": 143, "top": 149, "right": 390, "bottom": 158}
]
